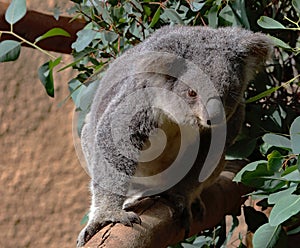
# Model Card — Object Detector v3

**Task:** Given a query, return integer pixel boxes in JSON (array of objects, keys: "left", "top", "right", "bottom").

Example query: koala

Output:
[{"left": 77, "top": 26, "right": 272, "bottom": 247}]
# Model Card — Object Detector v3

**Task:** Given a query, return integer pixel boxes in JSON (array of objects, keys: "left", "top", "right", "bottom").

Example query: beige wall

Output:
[{"left": 0, "top": 1, "right": 90, "bottom": 247}]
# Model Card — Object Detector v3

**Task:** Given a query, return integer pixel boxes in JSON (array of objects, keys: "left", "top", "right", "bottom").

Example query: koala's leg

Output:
[
  {"left": 163, "top": 154, "right": 226, "bottom": 238},
  {"left": 77, "top": 180, "right": 141, "bottom": 247},
  {"left": 162, "top": 183, "right": 205, "bottom": 238}
]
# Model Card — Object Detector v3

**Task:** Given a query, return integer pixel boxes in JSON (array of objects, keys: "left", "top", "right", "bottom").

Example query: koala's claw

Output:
[{"left": 76, "top": 210, "right": 141, "bottom": 247}]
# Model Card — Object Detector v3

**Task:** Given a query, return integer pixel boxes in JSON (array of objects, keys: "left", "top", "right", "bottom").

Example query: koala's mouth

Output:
[{"left": 195, "top": 114, "right": 226, "bottom": 129}]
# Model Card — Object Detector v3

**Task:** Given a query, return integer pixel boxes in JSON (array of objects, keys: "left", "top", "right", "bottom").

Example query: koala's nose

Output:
[{"left": 206, "top": 98, "right": 225, "bottom": 126}]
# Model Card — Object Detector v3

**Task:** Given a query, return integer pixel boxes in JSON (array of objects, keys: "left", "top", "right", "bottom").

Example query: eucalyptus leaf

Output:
[
  {"left": 262, "top": 133, "right": 291, "bottom": 149},
  {"left": 229, "top": 0, "right": 250, "bottom": 28},
  {"left": 38, "top": 57, "right": 61, "bottom": 97},
  {"left": 268, "top": 186, "right": 297, "bottom": 204},
  {"left": 35, "top": 28, "right": 71, "bottom": 43},
  {"left": 246, "top": 85, "right": 281, "bottom": 103},
  {"left": 269, "top": 36, "right": 292, "bottom": 50},
  {"left": 189, "top": 2, "right": 205, "bottom": 12},
  {"left": 181, "top": 243, "right": 199, "bottom": 248},
  {"left": 101, "top": 31, "right": 119, "bottom": 45},
  {"left": 0, "top": 40, "right": 21, "bottom": 62},
  {"left": 80, "top": 212, "right": 89, "bottom": 225},
  {"left": 38, "top": 62, "right": 55, "bottom": 97},
  {"left": 219, "top": 5, "right": 235, "bottom": 25},
  {"left": 130, "top": 0, "right": 143, "bottom": 12},
  {"left": 292, "top": 0, "right": 300, "bottom": 13},
  {"left": 269, "top": 194, "right": 300, "bottom": 226},
  {"left": 69, "top": 79, "right": 84, "bottom": 109},
  {"left": 257, "top": 16, "right": 286, "bottom": 30},
  {"left": 207, "top": 5, "right": 218, "bottom": 28},
  {"left": 163, "top": 9, "right": 184, "bottom": 24},
  {"left": 253, "top": 223, "right": 285, "bottom": 248},
  {"left": 72, "top": 29, "right": 98, "bottom": 52},
  {"left": 282, "top": 169, "right": 300, "bottom": 182},
  {"left": 53, "top": 6, "right": 61, "bottom": 21},
  {"left": 149, "top": 7, "right": 161, "bottom": 28},
  {"left": 233, "top": 160, "right": 267, "bottom": 182},
  {"left": 5, "top": 0, "right": 26, "bottom": 25},
  {"left": 290, "top": 116, "right": 300, "bottom": 154},
  {"left": 267, "top": 150, "right": 283, "bottom": 172}
]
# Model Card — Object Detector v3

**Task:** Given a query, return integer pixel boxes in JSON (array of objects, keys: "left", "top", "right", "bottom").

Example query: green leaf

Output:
[
  {"left": 268, "top": 186, "right": 297, "bottom": 204},
  {"left": 163, "top": 9, "right": 184, "bottom": 24},
  {"left": 282, "top": 169, "right": 300, "bottom": 182},
  {"left": 269, "top": 36, "right": 292, "bottom": 50},
  {"left": 263, "top": 133, "right": 291, "bottom": 149},
  {"left": 35, "top": 28, "right": 71, "bottom": 43},
  {"left": 39, "top": 62, "right": 54, "bottom": 97},
  {"left": 290, "top": 116, "right": 300, "bottom": 154},
  {"left": 267, "top": 150, "right": 283, "bottom": 172},
  {"left": 257, "top": 16, "right": 286, "bottom": 30},
  {"left": 149, "top": 7, "right": 161, "bottom": 28},
  {"left": 233, "top": 160, "right": 267, "bottom": 182},
  {"left": 5, "top": 0, "right": 27, "bottom": 25},
  {"left": 72, "top": 28, "right": 98, "bottom": 52},
  {"left": 269, "top": 194, "right": 300, "bottom": 226},
  {"left": 189, "top": 1, "right": 205, "bottom": 12},
  {"left": 38, "top": 57, "right": 61, "bottom": 97},
  {"left": 69, "top": 79, "right": 85, "bottom": 109},
  {"left": 229, "top": 0, "right": 250, "bottom": 28},
  {"left": 80, "top": 211, "right": 89, "bottom": 225},
  {"left": 0, "top": 40, "right": 21, "bottom": 62},
  {"left": 100, "top": 31, "right": 119, "bottom": 45},
  {"left": 53, "top": 6, "right": 60, "bottom": 21},
  {"left": 207, "top": 5, "right": 219, "bottom": 28},
  {"left": 293, "top": 0, "right": 300, "bottom": 13},
  {"left": 181, "top": 243, "right": 200, "bottom": 248},
  {"left": 246, "top": 85, "right": 281, "bottom": 103},
  {"left": 253, "top": 223, "right": 286, "bottom": 248},
  {"left": 219, "top": 5, "right": 235, "bottom": 25},
  {"left": 130, "top": 0, "right": 143, "bottom": 12}
]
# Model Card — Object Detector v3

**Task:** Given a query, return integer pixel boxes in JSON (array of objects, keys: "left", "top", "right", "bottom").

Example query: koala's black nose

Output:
[{"left": 206, "top": 98, "right": 225, "bottom": 125}]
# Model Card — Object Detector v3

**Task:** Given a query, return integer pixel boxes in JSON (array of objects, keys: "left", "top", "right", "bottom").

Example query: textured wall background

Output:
[{"left": 0, "top": 1, "right": 90, "bottom": 247}]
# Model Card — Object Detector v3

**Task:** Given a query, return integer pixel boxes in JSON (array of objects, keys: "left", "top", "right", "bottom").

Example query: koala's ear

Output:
[{"left": 240, "top": 33, "right": 273, "bottom": 82}]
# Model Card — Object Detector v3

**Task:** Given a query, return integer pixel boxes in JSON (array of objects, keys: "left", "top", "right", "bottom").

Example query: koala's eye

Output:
[{"left": 187, "top": 88, "right": 197, "bottom": 98}]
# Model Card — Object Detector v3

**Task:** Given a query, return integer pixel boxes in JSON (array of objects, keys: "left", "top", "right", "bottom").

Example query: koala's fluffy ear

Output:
[{"left": 240, "top": 32, "right": 273, "bottom": 82}]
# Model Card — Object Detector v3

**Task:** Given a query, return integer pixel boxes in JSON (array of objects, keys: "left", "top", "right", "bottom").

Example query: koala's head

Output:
[{"left": 127, "top": 26, "right": 272, "bottom": 128}]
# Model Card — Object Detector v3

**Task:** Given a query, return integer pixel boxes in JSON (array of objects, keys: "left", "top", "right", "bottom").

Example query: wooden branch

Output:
[
  {"left": 83, "top": 161, "right": 251, "bottom": 248},
  {"left": 0, "top": 1, "right": 86, "bottom": 54}
]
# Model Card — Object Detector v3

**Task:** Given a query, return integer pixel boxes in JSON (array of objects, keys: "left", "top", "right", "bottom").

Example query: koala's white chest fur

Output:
[{"left": 124, "top": 116, "right": 199, "bottom": 207}]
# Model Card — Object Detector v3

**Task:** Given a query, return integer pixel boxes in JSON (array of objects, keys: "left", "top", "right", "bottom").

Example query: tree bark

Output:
[
  {"left": 0, "top": 1, "right": 86, "bottom": 54},
  {"left": 82, "top": 161, "right": 251, "bottom": 248}
]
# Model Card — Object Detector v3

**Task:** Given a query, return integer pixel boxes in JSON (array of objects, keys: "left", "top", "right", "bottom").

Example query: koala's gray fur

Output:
[{"left": 77, "top": 26, "right": 272, "bottom": 247}]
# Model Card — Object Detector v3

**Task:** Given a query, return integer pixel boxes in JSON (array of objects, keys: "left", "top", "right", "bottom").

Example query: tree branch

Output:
[
  {"left": 0, "top": 1, "right": 86, "bottom": 54},
  {"left": 82, "top": 161, "right": 251, "bottom": 248}
]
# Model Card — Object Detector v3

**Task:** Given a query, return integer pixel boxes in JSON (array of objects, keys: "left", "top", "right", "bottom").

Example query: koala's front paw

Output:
[{"left": 76, "top": 210, "right": 141, "bottom": 247}]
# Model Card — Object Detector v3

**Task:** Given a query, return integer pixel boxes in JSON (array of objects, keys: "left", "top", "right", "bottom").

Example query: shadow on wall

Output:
[{"left": 0, "top": 2, "right": 89, "bottom": 247}]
